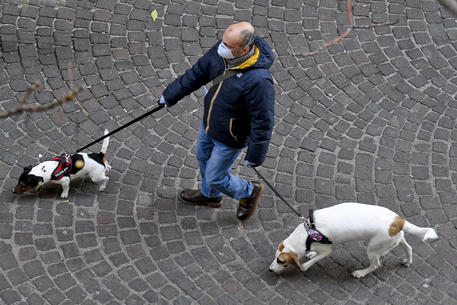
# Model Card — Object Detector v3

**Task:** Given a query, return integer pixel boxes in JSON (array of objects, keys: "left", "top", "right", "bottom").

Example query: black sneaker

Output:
[
  {"left": 236, "top": 181, "right": 264, "bottom": 221},
  {"left": 178, "top": 189, "right": 222, "bottom": 208}
]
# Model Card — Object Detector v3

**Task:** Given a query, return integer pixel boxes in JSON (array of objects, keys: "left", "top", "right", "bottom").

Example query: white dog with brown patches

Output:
[{"left": 269, "top": 202, "right": 438, "bottom": 278}]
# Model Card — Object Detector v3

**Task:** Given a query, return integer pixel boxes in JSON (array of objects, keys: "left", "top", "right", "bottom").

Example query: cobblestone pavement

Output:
[{"left": 0, "top": 0, "right": 456, "bottom": 304}]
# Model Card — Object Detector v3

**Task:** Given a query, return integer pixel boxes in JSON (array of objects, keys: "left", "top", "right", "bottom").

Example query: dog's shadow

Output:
[
  {"left": 34, "top": 184, "right": 62, "bottom": 199},
  {"left": 32, "top": 177, "right": 94, "bottom": 199}
]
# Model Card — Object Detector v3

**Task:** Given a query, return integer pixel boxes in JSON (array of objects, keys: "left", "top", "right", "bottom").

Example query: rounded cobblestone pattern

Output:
[{"left": 1, "top": 0, "right": 457, "bottom": 304}]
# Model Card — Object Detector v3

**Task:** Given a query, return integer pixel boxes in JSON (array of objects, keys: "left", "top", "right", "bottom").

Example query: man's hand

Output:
[
  {"left": 158, "top": 95, "right": 167, "bottom": 107},
  {"left": 245, "top": 160, "right": 261, "bottom": 168}
]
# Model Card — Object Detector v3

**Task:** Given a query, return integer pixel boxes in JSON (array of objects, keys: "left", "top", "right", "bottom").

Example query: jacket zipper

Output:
[
  {"left": 229, "top": 118, "right": 237, "bottom": 141},
  {"left": 205, "top": 80, "right": 223, "bottom": 134},
  {"left": 206, "top": 64, "right": 227, "bottom": 134}
]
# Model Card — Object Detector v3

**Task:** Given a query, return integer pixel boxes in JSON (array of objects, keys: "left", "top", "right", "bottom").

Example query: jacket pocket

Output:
[{"left": 229, "top": 118, "right": 237, "bottom": 141}]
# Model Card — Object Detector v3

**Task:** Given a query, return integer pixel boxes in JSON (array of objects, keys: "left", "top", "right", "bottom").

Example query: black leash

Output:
[
  {"left": 251, "top": 167, "right": 326, "bottom": 241},
  {"left": 251, "top": 166, "right": 305, "bottom": 220},
  {"left": 75, "top": 103, "right": 164, "bottom": 153}
]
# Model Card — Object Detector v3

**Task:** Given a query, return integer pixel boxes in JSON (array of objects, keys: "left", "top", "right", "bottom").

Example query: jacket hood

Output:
[{"left": 251, "top": 36, "right": 274, "bottom": 69}]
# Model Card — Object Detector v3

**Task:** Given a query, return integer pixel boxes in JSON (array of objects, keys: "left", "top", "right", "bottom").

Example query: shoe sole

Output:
[
  {"left": 239, "top": 182, "right": 264, "bottom": 221},
  {"left": 178, "top": 193, "right": 222, "bottom": 208}
]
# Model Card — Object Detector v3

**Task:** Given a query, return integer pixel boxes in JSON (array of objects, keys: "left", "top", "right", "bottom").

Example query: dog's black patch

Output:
[
  {"left": 70, "top": 154, "right": 84, "bottom": 175},
  {"left": 14, "top": 167, "right": 42, "bottom": 193},
  {"left": 88, "top": 152, "right": 106, "bottom": 167},
  {"left": 17, "top": 173, "right": 43, "bottom": 188}
]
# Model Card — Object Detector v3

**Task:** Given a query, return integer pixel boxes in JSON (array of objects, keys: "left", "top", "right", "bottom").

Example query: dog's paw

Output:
[
  {"left": 352, "top": 270, "right": 367, "bottom": 278},
  {"left": 299, "top": 267, "right": 309, "bottom": 272},
  {"left": 60, "top": 193, "right": 69, "bottom": 199},
  {"left": 401, "top": 259, "right": 411, "bottom": 267},
  {"left": 306, "top": 252, "right": 317, "bottom": 259},
  {"left": 299, "top": 263, "right": 311, "bottom": 272},
  {"left": 98, "top": 180, "right": 108, "bottom": 191}
]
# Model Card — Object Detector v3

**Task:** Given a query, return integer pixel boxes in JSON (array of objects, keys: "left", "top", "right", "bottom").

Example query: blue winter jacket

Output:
[{"left": 163, "top": 36, "right": 275, "bottom": 165}]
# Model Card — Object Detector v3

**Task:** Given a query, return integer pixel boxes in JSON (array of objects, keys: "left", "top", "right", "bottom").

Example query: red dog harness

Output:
[{"left": 48, "top": 154, "right": 72, "bottom": 180}]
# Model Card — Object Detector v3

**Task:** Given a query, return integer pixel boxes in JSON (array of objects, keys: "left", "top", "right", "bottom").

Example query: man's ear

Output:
[{"left": 241, "top": 45, "right": 250, "bottom": 56}]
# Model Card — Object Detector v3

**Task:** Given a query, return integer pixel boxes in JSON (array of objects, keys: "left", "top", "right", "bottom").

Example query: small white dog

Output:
[
  {"left": 13, "top": 130, "right": 111, "bottom": 199},
  {"left": 269, "top": 202, "right": 438, "bottom": 278}
]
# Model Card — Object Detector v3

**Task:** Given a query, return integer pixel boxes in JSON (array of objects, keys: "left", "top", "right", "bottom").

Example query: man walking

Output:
[{"left": 159, "top": 22, "right": 275, "bottom": 221}]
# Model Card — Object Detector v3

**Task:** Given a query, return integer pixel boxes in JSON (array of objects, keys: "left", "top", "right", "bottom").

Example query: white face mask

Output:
[{"left": 217, "top": 42, "right": 235, "bottom": 59}]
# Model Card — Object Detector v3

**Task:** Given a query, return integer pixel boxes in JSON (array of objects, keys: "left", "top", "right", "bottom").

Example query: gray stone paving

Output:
[{"left": 0, "top": 0, "right": 456, "bottom": 304}]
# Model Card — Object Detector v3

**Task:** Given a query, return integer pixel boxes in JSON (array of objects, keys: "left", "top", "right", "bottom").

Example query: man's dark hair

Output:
[{"left": 240, "top": 29, "right": 255, "bottom": 47}]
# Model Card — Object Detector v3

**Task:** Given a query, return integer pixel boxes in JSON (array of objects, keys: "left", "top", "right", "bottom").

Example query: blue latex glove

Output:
[
  {"left": 245, "top": 160, "right": 260, "bottom": 168},
  {"left": 158, "top": 95, "right": 167, "bottom": 107}
]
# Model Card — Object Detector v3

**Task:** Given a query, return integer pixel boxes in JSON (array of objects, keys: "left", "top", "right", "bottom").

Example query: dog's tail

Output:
[
  {"left": 101, "top": 129, "right": 109, "bottom": 155},
  {"left": 403, "top": 221, "right": 438, "bottom": 242}
]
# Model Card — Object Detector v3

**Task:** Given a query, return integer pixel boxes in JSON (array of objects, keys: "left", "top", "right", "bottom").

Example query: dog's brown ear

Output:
[
  {"left": 278, "top": 251, "right": 301, "bottom": 269},
  {"left": 290, "top": 252, "right": 301, "bottom": 269},
  {"left": 277, "top": 252, "right": 288, "bottom": 264}
]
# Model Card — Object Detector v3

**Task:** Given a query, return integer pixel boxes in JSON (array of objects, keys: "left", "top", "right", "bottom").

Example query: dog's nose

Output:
[{"left": 269, "top": 268, "right": 273, "bottom": 272}]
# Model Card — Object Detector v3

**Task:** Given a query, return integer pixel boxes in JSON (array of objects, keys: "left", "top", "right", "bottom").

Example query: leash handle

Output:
[
  {"left": 252, "top": 166, "right": 304, "bottom": 219},
  {"left": 75, "top": 103, "right": 165, "bottom": 153}
]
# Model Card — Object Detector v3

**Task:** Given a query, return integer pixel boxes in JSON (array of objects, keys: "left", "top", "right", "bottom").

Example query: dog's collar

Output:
[{"left": 48, "top": 154, "right": 72, "bottom": 180}]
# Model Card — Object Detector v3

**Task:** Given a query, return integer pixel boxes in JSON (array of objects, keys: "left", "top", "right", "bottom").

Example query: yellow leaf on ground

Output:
[{"left": 151, "top": 9, "right": 158, "bottom": 21}]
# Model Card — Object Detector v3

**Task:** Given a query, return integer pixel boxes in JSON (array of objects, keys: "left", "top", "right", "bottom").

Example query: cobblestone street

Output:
[{"left": 0, "top": 0, "right": 457, "bottom": 304}]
